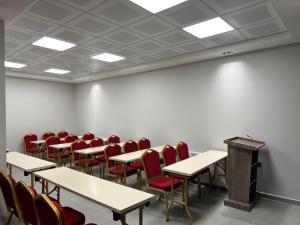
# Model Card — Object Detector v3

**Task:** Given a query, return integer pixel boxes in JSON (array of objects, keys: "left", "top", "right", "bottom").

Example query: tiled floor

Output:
[{"left": 4, "top": 166, "right": 300, "bottom": 225}]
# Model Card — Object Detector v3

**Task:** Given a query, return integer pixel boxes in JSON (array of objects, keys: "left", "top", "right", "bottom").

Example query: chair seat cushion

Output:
[
  {"left": 109, "top": 165, "right": 137, "bottom": 176},
  {"left": 26, "top": 148, "right": 39, "bottom": 153},
  {"left": 95, "top": 155, "right": 105, "bottom": 163},
  {"left": 149, "top": 176, "right": 182, "bottom": 192},
  {"left": 62, "top": 207, "right": 85, "bottom": 225},
  {"left": 48, "top": 151, "right": 70, "bottom": 159},
  {"left": 75, "top": 159, "right": 99, "bottom": 167},
  {"left": 130, "top": 161, "right": 144, "bottom": 170}
]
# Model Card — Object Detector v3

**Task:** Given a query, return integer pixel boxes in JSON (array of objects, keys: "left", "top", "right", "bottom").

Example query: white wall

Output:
[
  {"left": 75, "top": 44, "right": 300, "bottom": 201},
  {"left": 6, "top": 77, "right": 76, "bottom": 153}
]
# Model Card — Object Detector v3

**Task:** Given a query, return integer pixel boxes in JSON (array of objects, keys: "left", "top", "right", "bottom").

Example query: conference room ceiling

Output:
[{"left": 2, "top": 0, "right": 300, "bottom": 83}]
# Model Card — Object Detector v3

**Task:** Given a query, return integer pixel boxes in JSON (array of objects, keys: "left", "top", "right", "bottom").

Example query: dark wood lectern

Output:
[{"left": 224, "top": 137, "right": 265, "bottom": 211}]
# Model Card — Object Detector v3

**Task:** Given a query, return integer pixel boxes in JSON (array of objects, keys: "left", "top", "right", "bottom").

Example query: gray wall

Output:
[
  {"left": 75, "top": 44, "right": 300, "bottom": 201},
  {"left": 0, "top": 20, "right": 6, "bottom": 223},
  {"left": 5, "top": 77, "right": 76, "bottom": 153}
]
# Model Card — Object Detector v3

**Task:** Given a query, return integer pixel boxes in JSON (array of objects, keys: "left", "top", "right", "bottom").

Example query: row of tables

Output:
[{"left": 6, "top": 144, "right": 227, "bottom": 225}]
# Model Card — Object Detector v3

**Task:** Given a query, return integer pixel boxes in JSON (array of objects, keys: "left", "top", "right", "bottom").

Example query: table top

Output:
[
  {"left": 34, "top": 167, "right": 154, "bottom": 213},
  {"left": 75, "top": 142, "right": 126, "bottom": 155},
  {"left": 6, "top": 152, "right": 56, "bottom": 172},
  {"left": 31, "top": 140, "right": 46, "bottom": 144},
  {"left": 109, "top": 145, "right": 167, "bottom": 163},
  {"left": 162, "top": 150, "right": 227, "bottom": 177}
]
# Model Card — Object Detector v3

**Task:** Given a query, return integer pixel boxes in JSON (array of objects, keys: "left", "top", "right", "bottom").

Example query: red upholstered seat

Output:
[
  {"left": 82, "top": 133, "right": 95, "bottom": 141},
  {"left": 138, "top": 138, "right": 151, "bottom": 150},
  {"left": 58, "top": 131, "right": 68, "bottom": 139},
  {"left": 105, "top": 144, "right": 137, "bottom": 178},
  {"left": 75, "top": 159, "right": 99, "bottom": 167},
  {"left": 65, "top": 135, "right": 78, "bottom": 143},
  {"left": 130, "top": 161, "right": 143, "bottom": 170},
  {"left": 124, "top": 140, "right": 139, "bottom": 153},
  {"left": 15, "top": 181, "right": 39, "bottom": 225},
  {"left": 43, "top": 132, "right": 55, "bottom": 140},
  {"left": 109, "top": 165, "right": 137, "bottom": 176},
  {"left": 45, "top": 137, "right": 70, "bottom": 163},
  {"left": 107, "top": 135, "right": 120, "bottom": 144},
  {"left": 35, "top": 194, "right": 86, "bottom": 225},
  {"left": 24, "top": 134, "right": 43, "bottom": 155},
  {"left": 149, "top": 177, "right": 182, "bottom": 191},
  {"left": 0, "top": 172, "right": 21, "bottom": 225},
  {"left": 176, "top": 141, "right": 189, "bottom": 160},
  {"left": 163, "top": 145, "right": 177, "bottom": 166}
]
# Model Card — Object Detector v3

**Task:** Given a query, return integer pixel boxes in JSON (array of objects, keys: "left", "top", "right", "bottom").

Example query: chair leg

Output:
[
  {"left": 6, "top": 212, "right": 13, "bottom": 225},
  {"left": 165, "top": 193, "right": 169, "bottom": 221}
]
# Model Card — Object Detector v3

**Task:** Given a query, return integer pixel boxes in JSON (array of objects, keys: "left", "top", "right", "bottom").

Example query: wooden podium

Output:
[{"left": 224, "top": 137, "right": 265, "bottom": 211}]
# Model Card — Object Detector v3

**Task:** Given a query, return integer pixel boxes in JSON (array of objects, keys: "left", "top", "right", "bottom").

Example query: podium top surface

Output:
[{"left": 224, "top": 137, "right": 265, "bottom": 151}]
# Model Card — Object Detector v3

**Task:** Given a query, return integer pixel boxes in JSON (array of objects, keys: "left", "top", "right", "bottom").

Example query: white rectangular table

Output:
[
  {"left": 6, "top": 152, "right": 56, "bottom": 186},
  {"left": 162, "top": 150, "right": 228, "bottom": 225},
  {"left": 34, "top": 167, "right": 154, "bottom": 225}
]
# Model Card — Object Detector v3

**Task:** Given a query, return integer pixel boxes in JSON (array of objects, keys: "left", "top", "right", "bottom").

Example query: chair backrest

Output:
[
  {"left": 24, "top": 134, "right": 37, "bottom": 151},
  {"left": 0, "top": 172, "right": 21, "bottom": 219},
  {"left": 71, "top": 140, "right": 89, "bottom": 161},
  {"left": 162, "top": 145, "right": 177, "bottom": 166},
  {"left": 90, "top": 138, "right": 104, "bottom": 147},
  {"left": 35, "top": 194, "right": 64, "bottom": 225},
  {"left": 141, "top": 150, "right": 161, "bottom": 179},
  {"left": 64, "top": 135, "right": 78, "bottom": 143},
  {"left": 123, "top": 140, "right": 139, "bottom": 153},
  {"left": 45, "top": 136, "right": 61, "bottom": 156},
  {"left": 108, "top": 135, "right": 120, "bottom": 144},
  {"left": 82, "top": 132, "right": 95, "bottom": 141},
  {"left": 57, "top": 131, "right": 68, "bottom": 139},
  {"left": 15, "top": 181, "right": 39, "bottom": 225},
  {"left": 176, "top": 141, "right": 189, "bottom": 160},
  {"left": 104, "top": 144, "right": 122, "bottom": 168},
  {"left": 138, "top": 138, "right": 151, "bottom": 150},
  {"left": 43, "top": 132, "right": 55, "bottom": 140}
]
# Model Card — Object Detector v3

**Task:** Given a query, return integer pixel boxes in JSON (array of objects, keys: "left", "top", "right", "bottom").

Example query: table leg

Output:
[
  {"left": 57, "top": 186, "right": 61, "bottom": 202},
  {"left": 46, "top": 181, "right": 49, "bottom": 195},
  {"left": 31, "top": 173, "right": 35, "bottom": 187},
  {"left": 139, "top": 206, "right": 144, "bottom": 225},
  {"left": 184, "top": 178, "right": 193, "bottom": 225},
  {"left": 123, "top": 163, "right": 127, "bottom": 185},
  {"left": 42, "top": 179, "right": 46, "bottom": 193},
  {"left": 120, "top": 214, "right": 127, "bottom": 225},
  {"left": 9, "top": 165, "right": 12, "bottom": 176},
  {"left": 167, "top": 175, "right": 174, "bottom": 221}
]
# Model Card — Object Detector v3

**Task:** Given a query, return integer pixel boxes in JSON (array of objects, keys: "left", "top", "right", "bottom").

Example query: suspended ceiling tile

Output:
[
  {"left": 128, "top": 16, "right": 176, "bottom": 37},
  {"left": 5, "top": 27, "right": 37, "bottom": 43},
  {"left": 131, "top": 39, "right": 166, "bottom": 53},
  {"left": 9, "top": 14, "right": 59, "bottom": 34},
  {"left": 50, "top": 27, "right": 93, "bottom": 44},
  {"left": 84, "top": 38, "right": 120, "bottom": 51},
  {"left": 25, "top": 0, "right": 81, "bottom": 24},
  {"left": 58, "top": 0, "right": 105, "bottom": 11},
  {"left": 203, "top": 0, "right": 265, "bottom": 14},
  {"left": 91, "top": 0, "right": 150, "bottom": 26},
  {"left": 154, "top": 30, "right": 196, "bottom": 46},
  {"left": 68, "top": 14, "right": 119, "bottom": 36},
  {"left": 205, "top": 30, "right": 246, "bottom": 46},
  {"left": 223, "top": 1, "right": 279, "bottom": 28},
  {"left": 158, "top": 0, "right": 216, "bottom": 27},
  {"left": 102, "top": 29, "right": 146, "bottom": 45}
]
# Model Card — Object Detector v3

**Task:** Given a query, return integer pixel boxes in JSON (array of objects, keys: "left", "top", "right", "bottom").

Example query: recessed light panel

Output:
[
  {"left": 45, "top": 68, "right": 71, "bottom": 74},
  {"left": 130, "top": 0, "right": 188, "bottom": 13},
  {"left": 32, "top": 37, "right": 76, "bottom": 51},
  {"left": 5, "top": 61, "right": 27, "bottom": 68},
  {"left": 91, "top": 53, "right": 125, "bottom": 62},
  {"left": 183, "top": 17, "right": 234, "bottom": 39}
]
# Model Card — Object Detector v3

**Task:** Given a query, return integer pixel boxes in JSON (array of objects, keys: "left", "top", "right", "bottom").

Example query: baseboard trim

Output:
[{"left": 257, "top": 192, "right": 300, "bottom": 206}]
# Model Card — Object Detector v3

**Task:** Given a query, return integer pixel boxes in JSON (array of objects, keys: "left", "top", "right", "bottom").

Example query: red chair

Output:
[
  {"left": 107, "top": 135, "right": 120, "bottom": 144},
  {"left": 43, "top": 132, "right": 55, "bottom": 140},
  {"left": 124, "top": 140, "right": 143, "bottom": 187},
  {"left": 82, "top": 133, "right": 95, "bottom": 141},
  {"left": 90, "top": 138, "right": 106, "bottom": 177},
  {"left": 45, "top": 136, "right": 70, "bottom": 166},
  {"left": 15, "top": 181, "right": 39, "bottom": 225},
  {"left": 35, "top": 193, "right": 91, "bottom": 225},
  {"left": 104, "top": 144, "right": 137, "bottom": 183},
  {"left": 58, "top": 131, "right": 68, "bottom": 139},
  {"left": 65, "top": 135, "right": 78, "bottom": 143},
  {"left": 0, "top": 171, "right": 22, "bottom": 225},
  {"left": 141, "top": 149, "right": 182, "bottom": 221},
  {"left": 23, "top": 133, "right": 43, "bottom": 157},
  {"left": 176, "top": 141, "right": 211, "bottom": 195},
  {"left": 162, "top": 145, "right": 177, "bottom": 166},
  {"left": 71, "top": 140, "right": 100, "bottom": 174},
  {"left": 138, "top": 138, "right": 151, "bottom": 150}
]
